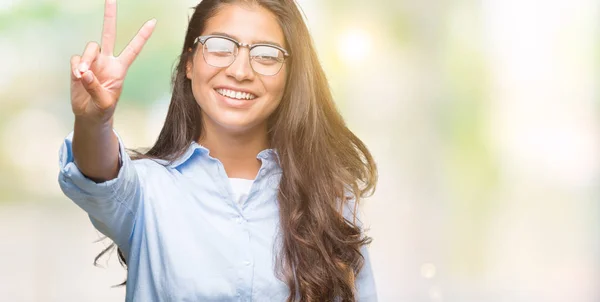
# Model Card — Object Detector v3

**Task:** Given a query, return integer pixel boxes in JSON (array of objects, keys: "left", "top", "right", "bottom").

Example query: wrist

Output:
[{"left": 74, "top": 115, "right": 114, "bottom": 131}]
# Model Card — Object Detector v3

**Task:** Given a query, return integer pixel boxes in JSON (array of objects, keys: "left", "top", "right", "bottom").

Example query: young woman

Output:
[{"left": 59, "top": 0, "right": 378, "bottom": 301}]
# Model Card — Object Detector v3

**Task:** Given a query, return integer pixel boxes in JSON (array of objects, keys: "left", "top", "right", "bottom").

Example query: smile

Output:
[{"left": 215, "top": 88, "right": 257, "bottom": 100}]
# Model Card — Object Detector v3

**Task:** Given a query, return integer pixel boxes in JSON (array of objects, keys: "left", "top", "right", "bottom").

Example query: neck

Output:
[{"left": 197, "top": 119, "right": 269, "bottom": 180}]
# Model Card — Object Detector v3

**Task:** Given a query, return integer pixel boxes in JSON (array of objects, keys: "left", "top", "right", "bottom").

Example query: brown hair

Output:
[{"left": 97, "top": 0, "right": 377, "bottom": 300}]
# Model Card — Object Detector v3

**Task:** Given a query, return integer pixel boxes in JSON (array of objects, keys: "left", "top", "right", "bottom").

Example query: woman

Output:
[{"left": 59, "top": 0, "right": 378, "bottom": 301}]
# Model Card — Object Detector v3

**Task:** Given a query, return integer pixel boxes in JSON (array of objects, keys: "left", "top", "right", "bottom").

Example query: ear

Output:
[
  {"left": 186, "top": 49, "right": 194, "bottom": 80},
  {"left": 186, "top": 59, "right": 192, "bottom": 80}
]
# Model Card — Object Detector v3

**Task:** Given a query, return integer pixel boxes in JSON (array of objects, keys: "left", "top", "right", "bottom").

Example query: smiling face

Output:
[{"left": 186, "top": 3, "right": 287, "bottom": 136}]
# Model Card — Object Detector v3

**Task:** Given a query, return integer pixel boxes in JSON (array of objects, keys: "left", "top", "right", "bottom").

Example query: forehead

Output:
[{"left": 202, "top": 4, "right": 285, "bottom": 47}]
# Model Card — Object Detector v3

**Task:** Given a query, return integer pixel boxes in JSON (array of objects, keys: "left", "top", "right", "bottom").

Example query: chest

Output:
[{"left": 130, "top": 175, "right": 287, "bottom": 301}]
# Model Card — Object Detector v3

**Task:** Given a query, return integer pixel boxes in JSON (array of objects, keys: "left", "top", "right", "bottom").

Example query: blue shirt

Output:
[{"left": 58, "top": 132, "right": 377, "bottom": 302}]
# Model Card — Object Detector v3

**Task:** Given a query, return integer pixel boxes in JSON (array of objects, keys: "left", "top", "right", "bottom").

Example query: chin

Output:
[{"left": 208, "top": 114, "right": 265, "bottom": 134}]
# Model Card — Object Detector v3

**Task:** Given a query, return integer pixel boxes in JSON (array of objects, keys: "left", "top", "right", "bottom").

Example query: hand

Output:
[{"left": 70, "top": 0, "right": 156, "bottom": 124}]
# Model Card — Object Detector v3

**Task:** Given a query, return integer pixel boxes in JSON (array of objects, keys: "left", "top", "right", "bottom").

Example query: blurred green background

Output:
[{"left": 0, "top": 0, "right": 599, "bottom": 301}]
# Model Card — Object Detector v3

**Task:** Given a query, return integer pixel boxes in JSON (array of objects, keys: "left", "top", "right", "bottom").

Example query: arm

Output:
[
  {"left": 59, "top": 0, "right": 156, "bottom": 253},
  {"left": 342, "top": 195, "right": 378, "bottom": 301},
  {"left": 72, "top": 117, "right": 119, "bottom": 182},
  {"left": 59, "top": 130, "right": 142, "bottom": 255},
  {"left": 356, "top": 245, "right": 378, "bottom": 302},
  {"left": 68, "top": 0, "right": 155, "bottom": 181}
]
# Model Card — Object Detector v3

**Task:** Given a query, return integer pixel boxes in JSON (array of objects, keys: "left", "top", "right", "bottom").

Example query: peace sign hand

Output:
[{"left": 70, "top": 0, "right": 156, "bottom": 124}]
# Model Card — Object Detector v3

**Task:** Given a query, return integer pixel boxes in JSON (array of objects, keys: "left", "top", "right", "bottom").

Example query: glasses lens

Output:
[
  {"left": 250, "top": 45, "right": 285, "bottom": 76},
  {"left": 203, "top": 37, "right": 236, "bottom": 67}
]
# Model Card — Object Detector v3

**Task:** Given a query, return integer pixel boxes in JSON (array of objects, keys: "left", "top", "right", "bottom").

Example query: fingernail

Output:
[
  {"left": 73, "top": 69, "right": 82, "bottom": 79},
  {"left": 148, "top": 18, "right": 157, "bottom": 26},
  {"left": 78, "top": 62, "right": 89, "bottom": 74},
  {"left": 83, "top": 71, "right": 93, "bottom": 84}
]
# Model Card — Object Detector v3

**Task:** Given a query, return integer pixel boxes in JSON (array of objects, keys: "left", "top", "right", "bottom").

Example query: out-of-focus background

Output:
[{"left": 1, "top": 0, "right": 598, "bottom": 301}]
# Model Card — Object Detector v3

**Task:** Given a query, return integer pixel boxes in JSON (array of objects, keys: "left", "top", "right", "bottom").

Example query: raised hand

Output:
[{"left": 70, "top": 0, "right": 156, "bottom": 124}]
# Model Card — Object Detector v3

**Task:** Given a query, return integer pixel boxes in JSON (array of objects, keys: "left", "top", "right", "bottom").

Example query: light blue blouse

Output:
[{"left": 58, "top": 132, "right": 377, "bottom": 302}]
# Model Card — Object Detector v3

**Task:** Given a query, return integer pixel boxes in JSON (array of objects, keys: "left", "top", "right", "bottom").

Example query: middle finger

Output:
[{"left": 101, "top": 0, "right": 117, "bottom": 56}]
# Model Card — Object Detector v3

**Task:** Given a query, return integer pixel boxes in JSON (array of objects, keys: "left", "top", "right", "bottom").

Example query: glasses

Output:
[{"left": 193, "top": 35, "right": 290, "bottom": 76}]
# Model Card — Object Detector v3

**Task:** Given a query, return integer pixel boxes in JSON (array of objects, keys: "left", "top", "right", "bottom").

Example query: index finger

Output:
[
  {"left": 119, "top": 19, "right": 157, "bottom": 67},
  {"left": 100, "top": 0, "right": 117, "bottom": 55}
]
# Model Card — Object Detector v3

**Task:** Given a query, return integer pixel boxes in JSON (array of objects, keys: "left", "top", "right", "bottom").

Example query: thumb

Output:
[{"left": 80, "top": 70, "right": 111, "bottom": 109}]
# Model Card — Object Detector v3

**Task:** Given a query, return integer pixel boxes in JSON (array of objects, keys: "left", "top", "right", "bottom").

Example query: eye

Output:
[
  {"left": 251, "top": 46, "right": 284, "bottom": 65},
  {"left": 204, "top": 37, "right": 236, "bottom": 56},
  {"left": 253, "top": 55, "right": 281, "bottom": 65},
  {"left": 209, "top": 49, "right": 234, "bottom": 57}
]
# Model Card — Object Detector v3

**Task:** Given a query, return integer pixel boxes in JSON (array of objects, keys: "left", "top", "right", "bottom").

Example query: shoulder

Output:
[
  {"left": 131, "top": 157, "right": 167, "bottom": 169},
  {"left": 130, "top": 157, "right": 178, "bottom": 182}
]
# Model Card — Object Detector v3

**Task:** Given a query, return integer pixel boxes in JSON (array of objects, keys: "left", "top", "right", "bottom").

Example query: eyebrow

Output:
[{"left": 208, "top": 32, "right": 285, "bottom": 49}]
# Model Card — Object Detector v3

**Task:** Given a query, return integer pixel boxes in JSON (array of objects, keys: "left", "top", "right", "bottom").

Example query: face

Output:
[{"left": 186, "top": 4, "right": 287, "bottom": 135}]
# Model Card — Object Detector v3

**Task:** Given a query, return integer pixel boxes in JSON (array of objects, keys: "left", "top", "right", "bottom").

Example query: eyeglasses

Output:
[{"left": 193, "top": 35, "right": 290, "bottom": 76}]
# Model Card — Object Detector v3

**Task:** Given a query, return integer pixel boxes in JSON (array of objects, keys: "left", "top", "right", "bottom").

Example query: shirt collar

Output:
[{"left": 168, "top": 141, "right": 280, "bottom": 169}]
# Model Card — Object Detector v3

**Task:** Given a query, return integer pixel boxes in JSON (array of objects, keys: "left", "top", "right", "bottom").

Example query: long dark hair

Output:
[{"left": 96, "top": 0, "right": 377, "bottom": 300}]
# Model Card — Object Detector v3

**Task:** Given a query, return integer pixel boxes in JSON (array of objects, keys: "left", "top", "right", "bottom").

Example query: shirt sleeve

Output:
[
  {"left": 342, "top": 195, "right": 379, "bottom": 302},
  {"left": 356, "top": 245, "right": 378, "bottom": 302},
  {"left": 57, "top": 131, "right": 142, "bottom": 256}
]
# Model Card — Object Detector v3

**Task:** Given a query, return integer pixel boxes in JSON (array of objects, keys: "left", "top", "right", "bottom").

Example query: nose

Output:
[{"left": 225, "top": 47, "right": 255, "bottom": 82}]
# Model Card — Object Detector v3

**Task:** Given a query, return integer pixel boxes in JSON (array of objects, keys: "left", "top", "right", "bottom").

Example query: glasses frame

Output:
[{"left": 193, "top": 35, "right": 290, "bottom": 76}]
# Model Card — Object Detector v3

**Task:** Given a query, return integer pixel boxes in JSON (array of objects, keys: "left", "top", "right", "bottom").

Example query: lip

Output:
[{"left": 213, "top": 88, "right": 258, "bottom": 109}]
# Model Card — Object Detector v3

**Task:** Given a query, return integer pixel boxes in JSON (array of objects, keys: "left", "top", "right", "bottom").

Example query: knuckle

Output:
[
  {"left": 126, "top": 45, "right": 139, "bottom": 57},
  {"left": 86, "top": 41, "right": 100, "bottom": 48},
  {"left": 84, "top": 41, "right": 101, "bottom": 53}
]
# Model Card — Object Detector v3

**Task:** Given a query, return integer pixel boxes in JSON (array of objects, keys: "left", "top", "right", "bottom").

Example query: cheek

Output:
[
  {"left": 193, "top": 62, "right": 210, "bottom": 82},
  {"left": 266, "top": 73, "right": 287, "bottom": 100},
  {"left": 189, "top": 51, "right": 215, "bottom": 80},
  {"left": 190, "top": 64, "right": 220, "bottom": 98}
]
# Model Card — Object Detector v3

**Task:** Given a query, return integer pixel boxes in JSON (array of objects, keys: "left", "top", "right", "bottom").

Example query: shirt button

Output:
[
  {"left": 235, "top": 216, "right": 243, "bottom": 224},
  {"left": 260, "top": 169, "right": 266, "bottom": 176},
  {"left": 244, "top": 260, "right": 251, "bottom": 266}
]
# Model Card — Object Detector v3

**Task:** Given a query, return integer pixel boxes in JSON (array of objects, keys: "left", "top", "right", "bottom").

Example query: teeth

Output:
[{"left": 216, "top": 88, "right": 256, "bottom": 100}]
